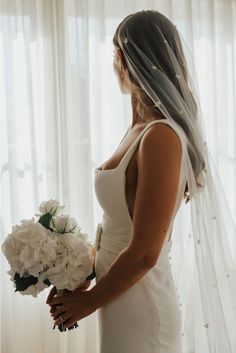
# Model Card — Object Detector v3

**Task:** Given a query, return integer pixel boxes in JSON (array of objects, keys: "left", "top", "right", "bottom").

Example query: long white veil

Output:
[{"left": 115, "top": 9, "right": 236, "bottom": 353}]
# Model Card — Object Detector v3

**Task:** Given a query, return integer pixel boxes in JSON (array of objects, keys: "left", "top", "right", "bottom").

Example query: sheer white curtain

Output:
[{"left": 1, "top": 1, "right": 235, "bottom": 352}]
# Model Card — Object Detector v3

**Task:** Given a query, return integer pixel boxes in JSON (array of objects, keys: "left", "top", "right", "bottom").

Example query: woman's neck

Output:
[{"left": 130, "top": 93, "right": 162, "bottom": 128}]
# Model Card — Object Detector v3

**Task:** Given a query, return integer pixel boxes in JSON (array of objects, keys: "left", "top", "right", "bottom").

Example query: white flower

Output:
[
  {"left": 38, "top": 199, "right": 64, "bottom": 216},
  {"left": 40, "top": 235, "right": 58, "bottom": 267},
  {"left": 49, "top": 215, "right": 79, "bottom": 234},
  {"left": 13, "top": 220, "right": 48, "bottom": 244},
  {"left": 1, "top": 220, "right": 57, "bottom": 277},
  {"left": 19, "top": 280, "right": 48, "bottom": 297},
  {"left": 1, "top": 199, "right": 94, "bottom": 297},
  {"left": 2, "top": 221, "right": 46, "bottom": 269},
  {"left": 2, "top": 234, "right": 24, "bottom": 273},
  {"left": 26, "top": 235, "right": 58, "bottom": 276},
  {"left": 45, "top": 233, "right": 94, "bottom": 290},
  {"left": 75, "top": 231, "right": 89, "bottom": 242},
  {"left": 6, "top": 268, "right": 49, "bottom": 297}
]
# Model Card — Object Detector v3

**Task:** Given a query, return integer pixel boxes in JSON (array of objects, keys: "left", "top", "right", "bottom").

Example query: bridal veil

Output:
[{"left": 113, "top": 9, "right": 236, "bottom": 353}]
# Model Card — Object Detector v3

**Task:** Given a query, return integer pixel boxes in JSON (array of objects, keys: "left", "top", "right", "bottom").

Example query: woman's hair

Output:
[{"left": 112, "top": 10, "right": 205, "bottom": 203}]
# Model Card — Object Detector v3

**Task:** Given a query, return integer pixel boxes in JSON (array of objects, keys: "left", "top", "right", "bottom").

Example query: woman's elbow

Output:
[
  {"left": 142, "top": 253, "right": 158, "bottom": 269},
  {"left": 129, "top": 249, "right": 159, "bottom": 270}
]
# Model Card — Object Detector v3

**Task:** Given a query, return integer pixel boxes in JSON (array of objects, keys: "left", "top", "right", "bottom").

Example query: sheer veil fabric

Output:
[{"left": 115, "top": 10, "right": 236, "bottom": 353}]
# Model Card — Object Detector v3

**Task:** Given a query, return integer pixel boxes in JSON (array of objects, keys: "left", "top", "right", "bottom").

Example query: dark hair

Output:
[{"left": 113, "top": 10, "right": 205, "bottom": 203}]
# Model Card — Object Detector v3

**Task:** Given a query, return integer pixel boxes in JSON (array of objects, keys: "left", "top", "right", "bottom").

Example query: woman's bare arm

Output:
[{"left": 89, "top": 124, "right": 182, "bottom": 310}]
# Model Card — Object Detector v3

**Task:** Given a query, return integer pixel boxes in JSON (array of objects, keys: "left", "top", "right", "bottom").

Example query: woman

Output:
[{"left": 47, "top": 10, "right": 236, "bottom": 353}]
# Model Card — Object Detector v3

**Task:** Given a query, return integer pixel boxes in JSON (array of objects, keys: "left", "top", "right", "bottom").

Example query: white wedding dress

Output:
[{"left": 94, "top": 119, "right": 187, "bottom": 353}]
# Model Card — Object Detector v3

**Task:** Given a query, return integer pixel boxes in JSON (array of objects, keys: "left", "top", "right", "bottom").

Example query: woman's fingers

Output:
[
  {"left": 46, "top": 286, "right": 57, "bottom": 304},
  {"left": 46, "top": 280, "right": 91, "bottom": 305},
  {"left": 51, "top": 306, "right": 66, "bottom": 320}
]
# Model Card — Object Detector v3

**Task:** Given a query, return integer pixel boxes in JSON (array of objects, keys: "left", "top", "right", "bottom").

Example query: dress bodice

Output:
[{"left": 94, "top": 119, "right": 187, "bottom": 255}]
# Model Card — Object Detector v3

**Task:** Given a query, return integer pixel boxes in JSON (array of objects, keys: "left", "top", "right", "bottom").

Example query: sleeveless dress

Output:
[{"left": 93, "top": 119, "right": 187, "bottom": 353}]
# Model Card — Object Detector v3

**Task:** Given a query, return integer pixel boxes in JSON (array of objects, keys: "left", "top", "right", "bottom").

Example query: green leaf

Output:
[
  {"left": 14, "top": 273, "right": 38, "bottom": 292},
  {"left": 38, "top": 213, "right": 53, "bottom": 230},
  {"left": 43, "top": 278, "right": 51, "bottom": 287}
]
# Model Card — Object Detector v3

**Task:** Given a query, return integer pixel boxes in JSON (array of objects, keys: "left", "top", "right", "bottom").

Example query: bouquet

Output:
[{"left": 1, "top": 199, "right": 96, "bottom": 331}]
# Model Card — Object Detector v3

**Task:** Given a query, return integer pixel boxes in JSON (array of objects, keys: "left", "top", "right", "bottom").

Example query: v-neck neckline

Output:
[{"left": 95, "top": 120, "right": 160, "bottom": 174}]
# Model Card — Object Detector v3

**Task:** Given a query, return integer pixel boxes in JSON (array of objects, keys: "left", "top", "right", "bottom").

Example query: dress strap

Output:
[
  {"left": 119, "top": 118, "right": 187, "bottom": 243},
  {"left": 119, "top": 119, "right": 185, "bottom": 173}
]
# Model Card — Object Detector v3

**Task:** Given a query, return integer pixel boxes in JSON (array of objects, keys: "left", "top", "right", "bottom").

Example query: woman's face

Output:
[{"left": 113, "top": 46, "right": 129, "bottom": 94}]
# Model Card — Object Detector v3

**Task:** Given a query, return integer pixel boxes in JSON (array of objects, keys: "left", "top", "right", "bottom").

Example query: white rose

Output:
[
  {"left": 38, "top": 199, "right": 64, "bottom": 216},
  {"left": 49, "top": 215, "right": 79, "bottom": 234}
]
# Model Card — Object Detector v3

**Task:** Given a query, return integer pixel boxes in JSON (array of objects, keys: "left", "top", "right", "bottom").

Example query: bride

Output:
[{"left": 47, "top": 10, "right": 236, "bottom": 353}]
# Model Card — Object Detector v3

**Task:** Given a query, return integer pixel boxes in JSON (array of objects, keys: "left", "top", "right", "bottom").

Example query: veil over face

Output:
[
  {"left": 113, "top": 47, "right": 131, "bottom": 95},
  {"left": 113, "top": 10, "right": 236, "bottom": 353}
]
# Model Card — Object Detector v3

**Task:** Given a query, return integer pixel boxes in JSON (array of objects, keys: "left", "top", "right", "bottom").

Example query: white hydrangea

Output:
[
  {"left": 1, "top": 219, "right": 57, "bottom": 277},
  {"left": 6, "top": 264, "right": 51, "bottom": 297},
  {"left": 19, "top": 280, "right": 49, "bottom": 297},
  {"left": 1, "top": 199, "right": 95, "bottom": 298},
  {"left": 45, "top": 233, "right": 94, "bottom": 291}
]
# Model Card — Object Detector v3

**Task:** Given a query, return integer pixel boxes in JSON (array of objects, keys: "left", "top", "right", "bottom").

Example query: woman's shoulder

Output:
[{"left": 139, "top": 120, "right": 183, "bottom": 156}]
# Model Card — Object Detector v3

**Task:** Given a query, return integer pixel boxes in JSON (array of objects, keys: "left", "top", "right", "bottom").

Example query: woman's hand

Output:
[
  {"left": 47, "top": 287, "right": 96, "bottom": 328},
  {"left": 46, "top": 280, "right": 92, "bottom": 315}
]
